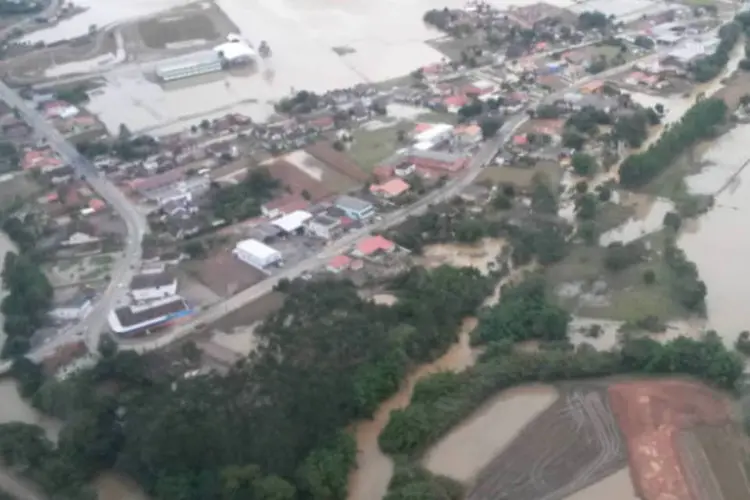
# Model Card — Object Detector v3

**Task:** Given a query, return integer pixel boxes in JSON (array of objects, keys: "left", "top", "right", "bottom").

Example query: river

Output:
[{"left": 679, "top": 122, "right": 750, "bottom": 342}]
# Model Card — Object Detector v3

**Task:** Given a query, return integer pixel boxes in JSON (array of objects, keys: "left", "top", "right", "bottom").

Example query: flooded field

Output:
[
  {"left": 423, "top": 385, "right": 558, "bottom": 482},
  {"left": 563, "top": 468, "right": 639, "bottom": 500},
  {"left": 598, "top": 197, "right": 674, "bottom": 246},
  {"left": 347, "top": 317, "right": 478, "bottom": 500},
  {"left": 419, "top": 238, "right": 506, "bottom": 275},
  {"left": 679, "top": 122, "right": 750, "bottom": 340},
  {"left": 40, "top": 0, "right": 577, "bottom": 133}
]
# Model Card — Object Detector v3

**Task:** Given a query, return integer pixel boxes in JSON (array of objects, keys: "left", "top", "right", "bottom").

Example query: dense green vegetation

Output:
[
  {"left": 385, "top": 462, "right": 463, "bottom": 500},
  {"left": 663, "top": 239, "right": 706, "bottom": 312},
  {"left": 619, "top": 98, "right": 727, "bottom": 188},
  {"left": 473, "top": 276, "right": 570, "bottom": 344},
  {"left": 1, "top": 268, "right": 493, "bottom": 500},
  {"left": 379, "top": 333, "right": 743, "bottom": 456},
  {"left": 0, "top": 141, "right": 19, "bottom": 174},
  {"left": 1, "top": 252, "right": 53, "bottom": 357},
  {"left": 690, "top": 20, "right": 741, "bottom": 83},
  {"left": 209, "top": 168, "right": 279, "bottom": 222}
]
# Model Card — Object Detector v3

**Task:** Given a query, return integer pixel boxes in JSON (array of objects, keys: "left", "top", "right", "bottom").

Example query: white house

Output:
[
  {"left": 307, "top": 214, "right": 342, "bottom": 240},
  {"left": 233, "top": 239, "right": 282, "bottom": 269},
  {"left": 129, "top": 272, "right": 178, "bottom": 302}
]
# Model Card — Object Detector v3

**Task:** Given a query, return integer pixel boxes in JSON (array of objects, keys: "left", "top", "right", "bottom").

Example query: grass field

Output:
[
  {"left": 347, "top": 122, "right": 413, "bottom": 172},
  {"left": 476, "top": 161, "right": 563, "bottom": 190},
  {"left": 545, "top": 231, "right": 688, "bottom": 322}
]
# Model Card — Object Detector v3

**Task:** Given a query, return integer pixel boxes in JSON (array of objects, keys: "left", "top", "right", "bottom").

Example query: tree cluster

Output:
[
  {"left": 0, "top": 141, "right": 19, "bottom": 174},
  {"left": 473, "top": 276, "right": 570, "bottom": 344},
  {"left": 209, "top": 168, "right": 280, "bottom": 222},
  {"left": 619, "top": 98, "right": 727, "bottom": 188},
  {"left": 577, "top": 11, "right": 610, "bottom": 32},
  {"left": 690, "top": 21, "right": 741, "bottom": 82},
  {"left": 12, "top": 268, "right": 494, "bottom": 500},
  {"left": 663, "top": 240, "right": 706, "bottom": 312},
  {"left": 1, "top": 252, "right": 53, "bottom": 357},
  {"left": 506, "top": 219, "right": 569, "bottom": 266},
  {"left": 378, "top": 333, "right": 742, "bottom": 457}
]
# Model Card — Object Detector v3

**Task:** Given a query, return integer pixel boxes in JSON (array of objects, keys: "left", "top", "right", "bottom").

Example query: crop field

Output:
[
  {"left": 608, "top": 379, "right": 736, "bottom": 500},
  {"left": 467, "top": 383, "right": 628, "bottom": 500}
]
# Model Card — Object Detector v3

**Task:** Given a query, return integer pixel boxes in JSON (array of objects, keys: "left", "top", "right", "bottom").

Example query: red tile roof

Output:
[
  {"left": 370, "top": 178, "right": 410, "bottom": 197},
  {"left": 328, "top": 254, "right": 352, "bottom": 270},
  {"left": 356, "top": 235, "right": 395, "bottom": 256}
]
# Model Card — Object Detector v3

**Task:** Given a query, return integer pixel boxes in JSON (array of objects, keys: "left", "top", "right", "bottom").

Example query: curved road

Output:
[{"left": 0, "top": 80, "right": 148, "bottom": 359}]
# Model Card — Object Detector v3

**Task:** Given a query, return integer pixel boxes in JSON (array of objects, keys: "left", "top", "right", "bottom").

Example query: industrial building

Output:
[
  {"left": 155, "top": 41, "right": 256, "bottom": 83},
  {"left": 233, "top": 239, "right": 282, "bottom": 269},
  {"left": 108, "top": 296, "right": 192, "bottom": 336}
]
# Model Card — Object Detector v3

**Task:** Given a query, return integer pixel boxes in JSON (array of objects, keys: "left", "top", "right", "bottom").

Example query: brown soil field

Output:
[
  {"left": 608, "top": 379, "right": 732, "bottom": 500},
  {"left": 182, "top": 249, "right": 266, "bottom": 297},
  {"left": 467, "top": 382, "right": 628, "bottom": 500}
]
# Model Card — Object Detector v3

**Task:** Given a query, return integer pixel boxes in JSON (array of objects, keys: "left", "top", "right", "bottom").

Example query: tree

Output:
[
  {"left": 643, "top": 269, "right": 656, "bottom": 284},
  {"left": 575, "top": 180, "right": 588, "bottom": 194},
  {"left": 577, "top": 220, "right": 597, "bottom": 245},
  {"left": 118, "top": 123, "right": 131, "bottom": 141},
  {"left": 597, "top": 185, "right": 612, "bottom": 202},
  {"left": 575, "top": 193, "right": 597, "bottom": 220},
  {"left": 663, "top": 211, "right": 682, "bottom": 232},
  {"left": 480, "top": 117, "right": 502, "bottom": 139},
  {"left": 604, "top": 241, "right": 645, "bottom": 271},
  {"left": 530, "top": 177, "right": 557, "bottom": 214},
  {"left": 634, "top": 35, "right": 655, "bottom": 49},
  {"left": 571, "top": 152, "right": 597, "bottom": 177},
  {"left": 562, "top": 130, "right": 586, "bottom": 150},
  {"left": 181, "top": 341, "right": 202, "bottom": 364}
]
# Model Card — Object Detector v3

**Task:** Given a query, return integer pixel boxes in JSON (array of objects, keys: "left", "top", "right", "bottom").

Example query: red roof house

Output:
[
  {"left": 354, "top": 235, "right": 395, "bottom": 257},
  {"left": 370, "top": 178, "right": 410, "bottom": 198},
  {"left": 327, "top": 255, "right": 352, "bottom": 273}
]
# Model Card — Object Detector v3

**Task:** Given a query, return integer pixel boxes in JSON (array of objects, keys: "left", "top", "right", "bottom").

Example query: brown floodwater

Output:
[
  {"left": 347, "top": 317, "right": 479, "bottom": 500},
  {"left": 422, "top": 385, "right": 558, "bottom": 482}
]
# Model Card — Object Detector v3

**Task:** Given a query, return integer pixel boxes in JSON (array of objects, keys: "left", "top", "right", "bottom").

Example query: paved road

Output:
[{"left": 0, "top": 80, "right": 148, "bottom": 359}]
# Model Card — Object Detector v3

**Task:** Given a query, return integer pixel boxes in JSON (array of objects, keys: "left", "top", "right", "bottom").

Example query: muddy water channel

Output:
[
  {"left": 0, "top": 379, "right": 148, "bottom": 499},
  {"left": 679, "top": 122, "right": 750, "bottom": 340}
]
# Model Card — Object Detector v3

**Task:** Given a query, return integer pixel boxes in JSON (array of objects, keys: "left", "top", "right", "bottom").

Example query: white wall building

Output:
[
  {"left": 50, "top": 294, "right": 93, "bottom": 322},
  {"left": 129, "top": 272, "right": 178, "bottom": 302},
  {"left": 233, "top": 239, "right": 282, "bottom": 269}
]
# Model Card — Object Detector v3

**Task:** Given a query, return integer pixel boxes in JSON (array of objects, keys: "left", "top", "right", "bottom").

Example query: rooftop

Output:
[
  {"left": 114, "top": 296, "right": 189, "bottom": 329},
  {"left": 370, "top": 178, "right": 410, "bottom": 197},
  {"left": 272, "top": 210, "right": 313, "bottom": 233},
  {"left": 336, "top": 194, "right": 372, "bottom": 212},
  {"left": 130, "top": 272, "right": 176, "bottom": 291},
  {"left": 356, "top": 235, "right": 395, "bottom": 256},
  {"left": 235, "top": 238, "right": 279, "bottom": 259}
]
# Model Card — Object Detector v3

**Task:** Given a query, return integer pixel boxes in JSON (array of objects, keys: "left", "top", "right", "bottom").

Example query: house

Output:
[
  {"left": 22, "top": 149, "right": 64, "bottom": 171},
  {"left": 580, "top": 80, "right": 604, "bottom": 94},
  {"left": 50, "top": 292, "right": 94, "bottom": 321},
  {"left": 443, "top": 95, "right": 469, "bottom": 113},
  {"left": 61, "top": 232, "right": 100, "bottom": 247},
  {"left": 406, "top": 150, "right": 469, "bottom": 174},
  {"left": 129, "top": 272, "right": 178, "bottom": 302},
  {"left": 272, "top": 210, "right": 313, "bottom": 235},
  {"left": 88, "top": 199, "right": 106, "bottom": 212},
  {"left": 353, "top": 235, "right": 395, "bottom": 257},
  {"left": 42, "top": 100, "right": 79, "bottom": 119},
  {"left": 455, "top": 124, "right": 483, "bottom": 144},
  {"left": 373, "top": 165, "right": 395, "bottom": 183},
  {"left": 334, "top": 195, "right": 375, "bottom": 220},
  {"left": 261, "top": 194, "right": 310, "bottom": 219},
  {"left": 413, "top": 123, "right": 454, "bottom": 148},
  {"left": 370, "top": 178, "right": 410, "bottom": 199},
  {"left": 307, "top": 214, "right": 342, "bottom": 240},
  {"left": 327, "top": 255, "right": 352, "bottom": 273},
  {"left": 133, "top": 171, "right": 210, "bottom": 206}
]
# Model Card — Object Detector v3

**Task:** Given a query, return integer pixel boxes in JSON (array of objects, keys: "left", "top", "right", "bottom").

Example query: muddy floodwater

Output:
[
  {"left": 422, "top": 385, "right": 558, "bottom": 482},
  {"left": 347, "top": 318, "right": 478, "bottom": 500},
  {"left": 0, "top": 378, "right": 148, "bottom": 499},
  {"left": 419, "top": 238, "right": 506, "bottom": 276},
  {"left": 598, "top": 197, "right": 674, "bottom": 246},
  {"left": 679, "top": 122, "right": 750, "bottom": 340},
  {"left": 563, "top": 468, "right": 639, "bottom": 500}
]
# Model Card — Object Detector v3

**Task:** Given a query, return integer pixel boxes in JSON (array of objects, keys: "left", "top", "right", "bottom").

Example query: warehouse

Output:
[
  {"left": 233, "top": 239, "right": 282, "bottom": 269},
  {"left": 156, "top": 51, "right": 224, "bottom": 82},
  {"left": 272, "top": 209, "right": 312, "bottom": 235},
  {"left": 129, "top": 271, "right": 178, "bottom": 302}
]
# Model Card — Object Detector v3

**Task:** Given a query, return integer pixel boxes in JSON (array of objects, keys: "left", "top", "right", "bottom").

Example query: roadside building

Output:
[
  {"left": 129, "top": 272, "right": 178, "bottom": 302},
  {"left": 272, "top": 210, "right": 313, "bottom": 235},
  {"left": 334, "top": 195, "right": 375, "bottom": 220},
  {"left": 50, "top": 292, "right": 93, "bottom": 321},
  {"left": 109, "top": 296, "right": 192, "bottom": 337},
  {"left": 413, "top": 123, "right": 454, "bottom": 147},
  {"left": 370, "top": 178, "right": 410, "bottom": 199},
  {"left": 132, "top": 170, "right": 210, "bottom": 206},
  {"left": 353, "top": 235, "right": 395, "bottom": 257},
  {"left": 42, "top": 100, "right": 79, "bottom": 120},
  {"left": 307, "top": 214, "right": 342, "bottom": 240},
  {"left": 406, "top": 150, "right": 470, "bottom": 175},
  {"left": 233, "top": 239, "right": 282, "bottom": 269},
  {"left": 327, "top": 255, "right": 352, "bottom": 273},
  {"left": 156, "top": 51, "right": 224, "bottom": 82}
]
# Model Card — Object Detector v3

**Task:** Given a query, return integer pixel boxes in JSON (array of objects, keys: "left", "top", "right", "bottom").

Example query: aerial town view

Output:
[{"left": 0, "top": 0, "right": 750, "bottom": 498}]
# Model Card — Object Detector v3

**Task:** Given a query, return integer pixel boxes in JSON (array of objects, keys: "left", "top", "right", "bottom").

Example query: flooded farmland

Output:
[
  {"left": 564, "top": 468, "right": 639, "bottom": 500},
  {"left": 422, "top": 385, "right": 558, "bottom": 482}
]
